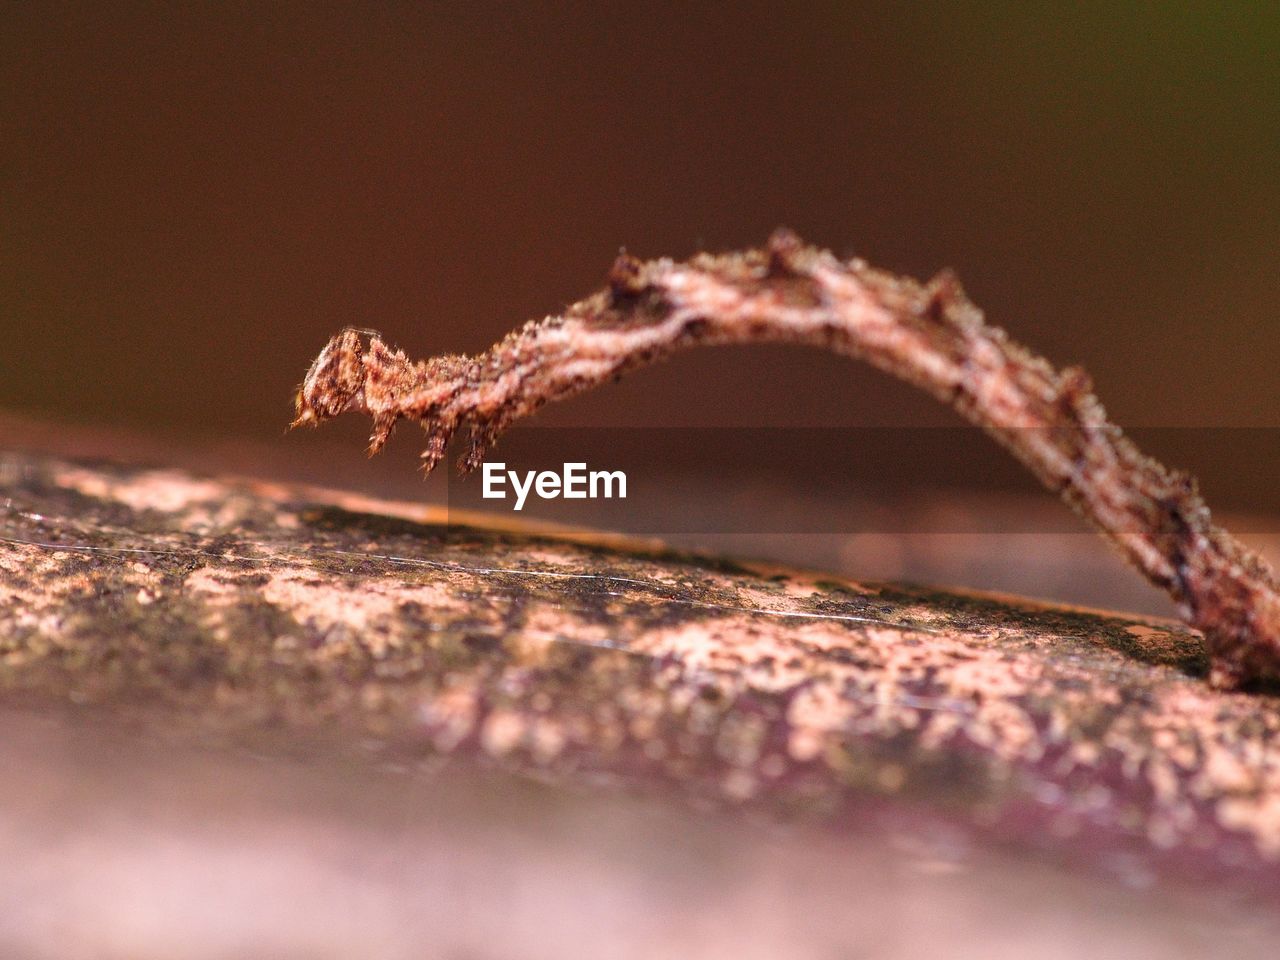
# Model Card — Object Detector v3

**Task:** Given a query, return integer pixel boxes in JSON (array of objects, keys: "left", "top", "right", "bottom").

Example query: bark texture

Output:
[{"left": 3, "top": 452, "right": 1280, "bottom": 901}]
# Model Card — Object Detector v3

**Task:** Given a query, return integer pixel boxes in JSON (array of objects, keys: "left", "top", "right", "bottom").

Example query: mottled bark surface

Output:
[{"left": 2, "top": 452, "right": 1279, "bottom": 956}]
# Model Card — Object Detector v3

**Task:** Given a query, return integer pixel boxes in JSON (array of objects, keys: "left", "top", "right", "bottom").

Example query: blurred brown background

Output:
[{"left": 3, "top": 2, "right": 1277, "bottom": 524}]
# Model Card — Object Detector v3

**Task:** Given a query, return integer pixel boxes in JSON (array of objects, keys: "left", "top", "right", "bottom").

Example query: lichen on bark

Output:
[{"left": 3, "top": 453, "right": 1280, "bottom": 893}]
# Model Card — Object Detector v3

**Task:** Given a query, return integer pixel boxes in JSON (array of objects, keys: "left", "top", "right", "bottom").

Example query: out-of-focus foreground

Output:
[{"left": 2, "top": 452, "right": 1279, "bottom": 958}]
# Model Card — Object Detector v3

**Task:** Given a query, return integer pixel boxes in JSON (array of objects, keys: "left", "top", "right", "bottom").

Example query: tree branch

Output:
[{"left": 292, "top": 229, "right": 1280, "bottom": 690}]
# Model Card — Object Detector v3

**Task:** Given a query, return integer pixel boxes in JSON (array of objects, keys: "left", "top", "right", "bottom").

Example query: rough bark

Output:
[{"left": 3, "top": 450, "right": 1280, "bottom": 909}]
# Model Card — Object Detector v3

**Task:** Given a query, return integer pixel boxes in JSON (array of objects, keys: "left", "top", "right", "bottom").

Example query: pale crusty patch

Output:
[
  {"left": 57, "top": 466, "right": 228, "bottom": 515},
  {"left": 183, "top": 566, "right": 464, "bottom": 659}
]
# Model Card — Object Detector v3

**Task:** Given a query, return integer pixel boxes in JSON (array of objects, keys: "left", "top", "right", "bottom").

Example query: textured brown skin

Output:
[
  {"left": 292, "top": 231, "right": 1280, "bottom": 691},
  {"left": 5, "top": 455, "right": 1280, "bottom": 895}
]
